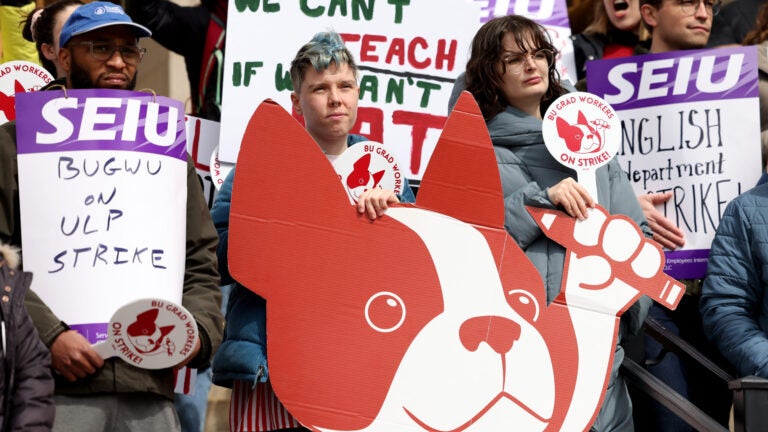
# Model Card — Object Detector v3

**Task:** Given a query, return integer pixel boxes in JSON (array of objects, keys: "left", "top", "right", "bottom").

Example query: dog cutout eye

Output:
[
  {"left": 507, "top": 289, "right": 540, "bottom": 322},
  {"left": 365, "top": 291, "right": 406, "bottom": 333}
]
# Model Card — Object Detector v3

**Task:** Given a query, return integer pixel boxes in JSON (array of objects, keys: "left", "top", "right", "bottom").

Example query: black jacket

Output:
[
  {"left": 571, "top": 29, "right": 640, "bottom": 82},
  {"left": 0, "top": 245, "right": 54, "bottom": 431},
  {"left": 125, "top": 0, "right": 225, "bottom": 121},
  {"left": 708, "top": 0, "right": 766, "bottom": 47}
]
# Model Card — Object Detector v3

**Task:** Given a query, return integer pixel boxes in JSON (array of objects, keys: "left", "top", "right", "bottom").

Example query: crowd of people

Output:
[{"left": 0, "top": 0, "right": 767, "bottom": 431}]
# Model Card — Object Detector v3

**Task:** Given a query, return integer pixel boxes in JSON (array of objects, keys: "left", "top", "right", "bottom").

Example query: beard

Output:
[{"left": 69, "top": 57, "right": 137, "bottom": 90}]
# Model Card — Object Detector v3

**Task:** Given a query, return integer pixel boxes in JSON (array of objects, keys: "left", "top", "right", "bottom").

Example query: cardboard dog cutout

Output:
[{"left": 228, "top": 93, "right": 683, "bottom": 431}]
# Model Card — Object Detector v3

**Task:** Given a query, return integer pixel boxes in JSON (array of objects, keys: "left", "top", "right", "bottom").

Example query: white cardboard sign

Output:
[{"left": 16, "top": 89, "right": 188, "bottom": 342}]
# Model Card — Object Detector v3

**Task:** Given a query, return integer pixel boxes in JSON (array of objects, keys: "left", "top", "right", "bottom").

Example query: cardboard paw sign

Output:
[{"left": 228, "top": 93, "right": 683, "bottom": 431}]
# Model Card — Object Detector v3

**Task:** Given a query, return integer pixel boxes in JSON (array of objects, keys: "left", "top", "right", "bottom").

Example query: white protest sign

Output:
[
  {"left": 92, "top": 298, "right": 198, "bottom": 369},
  {"left": 587, "top": 46, "right": 762, "bottom": 279},
  {"left": 0, "top": 60, "right": 54, "bottom": 124},
  {"left": 542, "top": 92, "right": 621, "bottom": 203},
  {"left": 16, "top": 89, "right": 188, "bottom": 343},
  {"left": 220, "top": 0, "right": 483, "bottom": 180},
  {"left": 186, "top": 115, "right": 227, "bottom": 205},
  {"left": 219, "top": 1, "right": 576, "bottom": 185}
]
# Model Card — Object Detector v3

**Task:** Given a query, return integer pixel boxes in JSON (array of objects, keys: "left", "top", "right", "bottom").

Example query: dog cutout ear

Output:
[
  {"left": 346, "top": 153, "right": 372, "bottom": 188},
  {"left": 228, "top": 99, "right": 356, "bottom": 294},
  {"left": 556, "top": 117, "right": 582, "bottom": 152},
  {"left": 136, "top": 308, "right": 159, "bottom": 323},
  {"left": 158, "top": 325, "right": 175, "bottom": 339},
  {"left": 227, "top": 99, "right": 449, "bottom": 430},
  {"left": 416, "top": 91, "right": 505, "bottom": 229},
  {"left": 371, "top": 169, "right": 385, "bottom": 188},
  {"left": 577, "top": 110, "right": 589, "bottom": 126},
  {"left": 13, "top": 80, "right": 24, "bottom": 94},
  {"left": 352, "top": 152, "right": 371, "bottom": 171}
]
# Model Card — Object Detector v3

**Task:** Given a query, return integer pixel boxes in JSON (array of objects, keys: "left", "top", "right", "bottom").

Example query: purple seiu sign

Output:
[
  {"left": 16, "top": 88, "right": 186, "bottom": 159},
  {"left": 15, "top": 89, "right": 188, "bottom": 342},
  {"left": 587, "top": 46, "right": 759, "bottom": 109},
  {"left": 471, "top": 0, "right": 569, "bottom": 27},
  {"left": 587, "top": 47, "right": 762, "bottom": 279}
]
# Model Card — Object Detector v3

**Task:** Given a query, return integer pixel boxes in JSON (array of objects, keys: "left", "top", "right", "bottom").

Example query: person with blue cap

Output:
[
  {"left": 56, "top": 1, "right": 151, "bottom": 90},
  {"left": 0, "top": 2, "right": 224, "bottom": 431}
]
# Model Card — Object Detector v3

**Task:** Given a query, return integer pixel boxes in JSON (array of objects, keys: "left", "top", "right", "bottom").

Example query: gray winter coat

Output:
[
  {"left": 449, "top": 78, "right": 652, "bottom": 431},
  {"left": 494, "top": 106, "right": 652, "bottom": 432},
  {"left": 487, "top": 106, "right": 652, "bottom": 302}
]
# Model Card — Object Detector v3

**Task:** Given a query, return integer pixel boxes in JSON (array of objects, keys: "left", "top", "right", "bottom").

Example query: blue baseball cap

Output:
[{"left": 59, "top": 2, "right": 151, "bottom": 49}]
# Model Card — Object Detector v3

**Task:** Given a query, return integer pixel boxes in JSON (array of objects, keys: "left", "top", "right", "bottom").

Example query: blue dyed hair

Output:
[{"left": 290, "top": 31, "right": 358, "bottom": 91}]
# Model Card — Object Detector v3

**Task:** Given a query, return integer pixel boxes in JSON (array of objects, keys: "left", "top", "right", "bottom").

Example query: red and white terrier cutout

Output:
[{"left": 227, "top": 93, "right": 682, "bottom": 431}]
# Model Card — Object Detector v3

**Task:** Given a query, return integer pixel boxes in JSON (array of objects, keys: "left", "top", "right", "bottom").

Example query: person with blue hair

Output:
[{"left": 210, "top": 30, "right": 414, "bottom": 432}]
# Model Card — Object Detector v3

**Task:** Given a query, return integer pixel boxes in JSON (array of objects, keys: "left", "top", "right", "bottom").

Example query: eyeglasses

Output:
[
  {"left": 675, "top": 0, "right": 721, "bottom": 16},
  {"left": 501, "top": 49, "right": 555, "bottom": 74},
  {"left": 72, "top": 41, "right": 147, "bottom": 65}
]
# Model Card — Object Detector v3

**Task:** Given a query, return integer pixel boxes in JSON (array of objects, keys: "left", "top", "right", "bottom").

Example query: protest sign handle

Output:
[
  {"left": 91, "top": 340, "right": 113, "bottom": 360},
  {"left": 578, "top": 170, "right": 599, "bottom": 205}
]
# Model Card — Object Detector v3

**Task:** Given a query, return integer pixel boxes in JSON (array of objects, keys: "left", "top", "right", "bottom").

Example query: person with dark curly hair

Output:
[{"left": 449, "top": 14, "right": 651, "bottom": 432}]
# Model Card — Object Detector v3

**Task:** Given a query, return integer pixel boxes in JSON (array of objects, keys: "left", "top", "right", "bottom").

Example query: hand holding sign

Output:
[
  {"left": 91, "top": 298, "right": 198, "bottom": 370},
  {"left": 542, "top": 92, "right": 621, "bottom": 206},
  {"left": 50, "top": 329, "right": 104, "bottom": 382}
]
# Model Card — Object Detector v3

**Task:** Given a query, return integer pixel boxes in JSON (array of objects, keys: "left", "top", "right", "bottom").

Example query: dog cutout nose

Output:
[{"left": 459, "top": 316, "right": 521, "bottom": 354}]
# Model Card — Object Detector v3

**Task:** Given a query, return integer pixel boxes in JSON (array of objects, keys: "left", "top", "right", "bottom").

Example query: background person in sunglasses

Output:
[{"left": 0, "top": 2, "right": 224, "bottom": 431}]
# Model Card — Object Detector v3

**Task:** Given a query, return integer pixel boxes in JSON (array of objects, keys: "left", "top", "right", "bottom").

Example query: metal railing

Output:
[{"left": 622, "top": 316, "right": 768, "bottom": 432}]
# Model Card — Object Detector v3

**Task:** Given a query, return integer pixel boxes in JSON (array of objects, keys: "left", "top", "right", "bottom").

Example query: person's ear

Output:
[
  {"left": 290, "top": 92, "right": 302, "bottom": 115},
  {"left": 41, "top": 43, "right": 56, "bottom": 62},
  {"left": 640, "top": 4, "right": 658, "bottom": 28},
  {"left": 59, "top": 46, "right": 72, "bottom": 74}
]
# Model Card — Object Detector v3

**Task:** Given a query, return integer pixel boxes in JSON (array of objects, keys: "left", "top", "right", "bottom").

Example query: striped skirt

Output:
[{"left": 229, "top": 380, "right": 302, "bottom": 431}]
